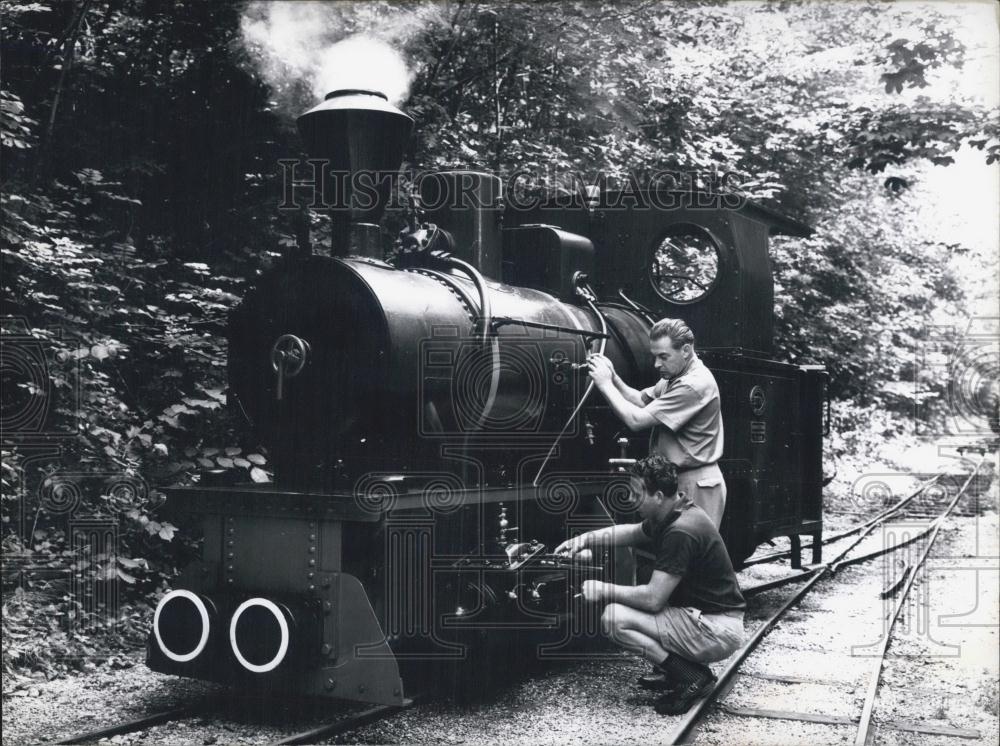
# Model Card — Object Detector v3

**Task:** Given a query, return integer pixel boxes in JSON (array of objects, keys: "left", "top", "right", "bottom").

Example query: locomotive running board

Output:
[
  {"left": 164, "top": 482, "right": 618, "bottom": 518},
  {"left": 163, "top": 485, "right": 380, "bottom": 522}
]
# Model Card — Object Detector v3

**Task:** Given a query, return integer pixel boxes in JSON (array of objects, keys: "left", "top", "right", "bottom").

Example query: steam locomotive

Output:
[{"left": 147, "top": 89, "right": 826, "bottom": 705}]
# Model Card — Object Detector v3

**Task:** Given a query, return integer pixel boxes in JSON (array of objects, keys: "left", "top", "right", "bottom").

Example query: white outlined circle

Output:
[
  {"left": 229, "top": 598, "right": 290, "bottom": 673},
  {"left": 153, "top": 590, "right": 210, "bottom": 663}
]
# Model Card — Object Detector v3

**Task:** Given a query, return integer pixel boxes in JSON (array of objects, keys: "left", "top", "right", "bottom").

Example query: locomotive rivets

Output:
[
  {"left": 227, "top": 540, "right": 234, "bottom": 547},
  {"left": 308, "top": 584, "right": 315, "bottom": 592},
  {"left": 309, "top": 534, "right": 316, "bottom": 541},
  {"left": 227, "top": 578, "right": 234, "bottom": 585},
  {"left": 227, "top": 565, "right": 234, "bottom": 571},
  {"left": 308, "top": 571, "right": 315, "bottom": 579},
  {"left": 309, "top": 559, "right": 316, "bottom": 567},
  {"left": 227, "top": 529, "right": 234, "bottom": 536},
  {"left": 325, "top": 678, "right": 336, "bottom": 691},
  {"left": 308, "top": 546, "right": 316, "bottom": 553},
  {"left": 393, "top": 688, "right": 401, "bottom": 697},
  {"left": 322, "top": 578, "right": 331, "bottom": 588},
  {"left": 321, "top": 643, "right": 332, "bottom": 656},
  {"left": 324, "top": 601, "right": 332, "bottom": 613}
]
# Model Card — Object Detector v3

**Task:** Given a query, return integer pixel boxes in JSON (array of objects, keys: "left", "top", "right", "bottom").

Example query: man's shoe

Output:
[
  {"left": 636, "top": 671, "right": 679, "bottom": 692},
  {"left": 652, "top": 674, "right": 716, "bottom": 715}
]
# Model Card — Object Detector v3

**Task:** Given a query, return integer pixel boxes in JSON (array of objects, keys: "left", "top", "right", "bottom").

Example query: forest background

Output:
[{"left": 2, "top": 0, "right": 998, "bottom": 677}]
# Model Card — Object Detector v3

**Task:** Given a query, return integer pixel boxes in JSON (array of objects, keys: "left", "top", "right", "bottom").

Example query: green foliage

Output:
[
  {"left": 2, "top": 0, "right": 280, "bottom": 671},
  {"left": 878, "top": 30, "right": 966, "bottom": 94},
  {"left": 769, "top": 171, "right": 970, "bottom": 407},
  {"left": 0, "top": 89, "right": 36, "bottom": 150}
]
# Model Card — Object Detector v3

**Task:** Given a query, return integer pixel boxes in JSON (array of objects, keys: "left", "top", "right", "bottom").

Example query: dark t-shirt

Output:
[{"left": 641, "top": 503, "right": 746, "bottom": 613}]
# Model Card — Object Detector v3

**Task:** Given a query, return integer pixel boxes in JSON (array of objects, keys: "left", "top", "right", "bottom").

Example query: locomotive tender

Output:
[{"left": 147, "top": 89, "right": 826, "bottom": 705}]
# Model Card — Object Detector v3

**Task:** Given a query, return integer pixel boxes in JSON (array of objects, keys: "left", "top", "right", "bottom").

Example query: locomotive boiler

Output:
[{"left": 147, "top": 89, "right": 826, "bottom": 706}]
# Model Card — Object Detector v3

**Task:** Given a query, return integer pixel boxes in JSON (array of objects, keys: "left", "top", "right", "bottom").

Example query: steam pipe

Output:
[
  {"left": 443, "top": 256, "right": 500, "bottom": 436},
  {"left": 533, "top": 288, "right": 608, "bottom": 486},
  {"left": 443, "top": 256, "right": 492, "bottom": 348},
  {"left": 617, "top": 289, "right": 656, "bottom": 324}
]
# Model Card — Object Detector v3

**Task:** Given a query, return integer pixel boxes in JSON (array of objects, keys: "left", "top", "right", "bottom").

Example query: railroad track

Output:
[
  {"left": 53, "top": 701, "right": 216, "bottom": 745},
  {"left": 741, "top": 473, "right": 945, "bottom": 569},
  {"left": 664, "top": 451, "right": 993, "bottom": 746},
  {"left": 45, "top": 452, "right": 994, "bottom": 745},
  {"left": 51, "top": 695, "right": 413, "bottom": 745},
  {"left": 267, "top": 699, "right": 418, "bottom": 745},
  {"left": 739, "top": 472, "right": 946, "bottom": 597}
]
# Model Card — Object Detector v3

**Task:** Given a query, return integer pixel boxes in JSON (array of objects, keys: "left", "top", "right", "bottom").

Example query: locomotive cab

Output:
[{"left": 504, "top": 189, "right": 826, "bottom": 564}]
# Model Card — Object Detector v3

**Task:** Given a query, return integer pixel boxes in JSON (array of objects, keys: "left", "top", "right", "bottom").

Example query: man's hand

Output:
[
  {"left": 554, "top": 533, "right": 589, "bottom": 556},
  {"left": 587, "top": 353, "right": 615, "bottom": 386},
  {"left": 580, "top": 579, "right": 608, "bottom": 603}
]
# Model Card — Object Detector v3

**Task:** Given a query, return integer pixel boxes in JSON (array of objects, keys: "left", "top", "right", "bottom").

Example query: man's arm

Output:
[
  {"left": 554, "top": 522, "right": 647, "bottom": 555},
  {"left": 588, "top": 353, "right": 648, "bottom": 407},
  {"left": 584, "top": 570, "right": 680, "bottom": 613},
  {"left": 611, "top": 371, "right": 648, "bottom": 408},
  {"left": 587, "top": 354, "right": 661, "bottom": 431}
]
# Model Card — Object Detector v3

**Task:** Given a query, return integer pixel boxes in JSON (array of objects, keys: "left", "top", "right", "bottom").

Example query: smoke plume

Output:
[{"left": 240, "top": 1, "right": 440, "bottom": 111}]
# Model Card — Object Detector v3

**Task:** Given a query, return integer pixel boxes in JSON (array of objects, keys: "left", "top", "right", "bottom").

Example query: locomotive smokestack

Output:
[{"left": 296, "top": 89, "right": 414, "bottom": 257}]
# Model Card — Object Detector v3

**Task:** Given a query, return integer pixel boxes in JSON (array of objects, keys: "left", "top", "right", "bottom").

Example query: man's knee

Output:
[{"left": 600, "top": 603, "right": 628, "bottom": 638}]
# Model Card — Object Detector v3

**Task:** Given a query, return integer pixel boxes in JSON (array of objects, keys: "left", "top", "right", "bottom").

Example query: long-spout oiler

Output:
[{"left": 296, "top": 89, "right": 414, "bottom": 257}]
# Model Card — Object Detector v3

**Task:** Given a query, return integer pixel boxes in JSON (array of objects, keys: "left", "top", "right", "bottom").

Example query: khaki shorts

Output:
[
  {"left": 677, "top": 463, "right": 726, "bottom": 528},
  {"left": 654, "top": 607, "right": 745, "bottom": 663}
]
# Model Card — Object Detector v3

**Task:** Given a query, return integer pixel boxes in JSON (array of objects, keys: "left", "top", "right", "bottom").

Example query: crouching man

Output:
[{"left": 554, "top": 455, "right": 746, "bottom": 715}]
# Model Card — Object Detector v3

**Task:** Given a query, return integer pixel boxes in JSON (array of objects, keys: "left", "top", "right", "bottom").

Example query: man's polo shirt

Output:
[{"left": 640, "top": 354, "right": 723, "bottom": 469}]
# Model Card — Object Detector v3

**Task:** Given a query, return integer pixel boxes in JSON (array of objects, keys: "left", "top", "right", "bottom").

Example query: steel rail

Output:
[
  {"left": 742, "top": 474, "right": 942, "bottom": 567},
  {"left": 54, "top": 701, "right": 213, "bottom": 744},
  {"left": 743, "top": 568, "right": 818, "bottom": 597},
  {"left": 833, "top": 458, "right": 981, "bottom": 572},
  {"left": 270, "top": 698, "right": 417, "bottom": 745},
  {"left": 664, "top": 457, "right": 986, "bottom": 746},
  {"left": 853, "top": 456, "right": 986, "bottom": 746},
  {"left": 879, "top": 562, "right": 910, "bottom": 599}
]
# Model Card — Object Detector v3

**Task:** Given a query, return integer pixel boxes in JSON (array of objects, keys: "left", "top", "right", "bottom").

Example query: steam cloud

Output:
[{"left": 241, "top": 1, "right": 439, "bottom": 110}]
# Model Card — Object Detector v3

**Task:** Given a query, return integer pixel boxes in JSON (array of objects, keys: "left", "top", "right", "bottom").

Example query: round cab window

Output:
[{"left": 650, "top": 226, "right": 720, "bottom": 303}]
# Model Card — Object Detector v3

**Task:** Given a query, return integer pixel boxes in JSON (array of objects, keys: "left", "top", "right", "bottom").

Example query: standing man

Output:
[
  {"left": 555, "top": 456, "right": 745, "bottom": 715},
  {"left": 587, "top": 318, "right": 726, "bottom": 527}
]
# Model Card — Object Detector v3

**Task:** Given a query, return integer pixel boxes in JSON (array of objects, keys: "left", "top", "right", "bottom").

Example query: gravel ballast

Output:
[{"left": 4, "top": 508, "right": 997, "bottom": 745}]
